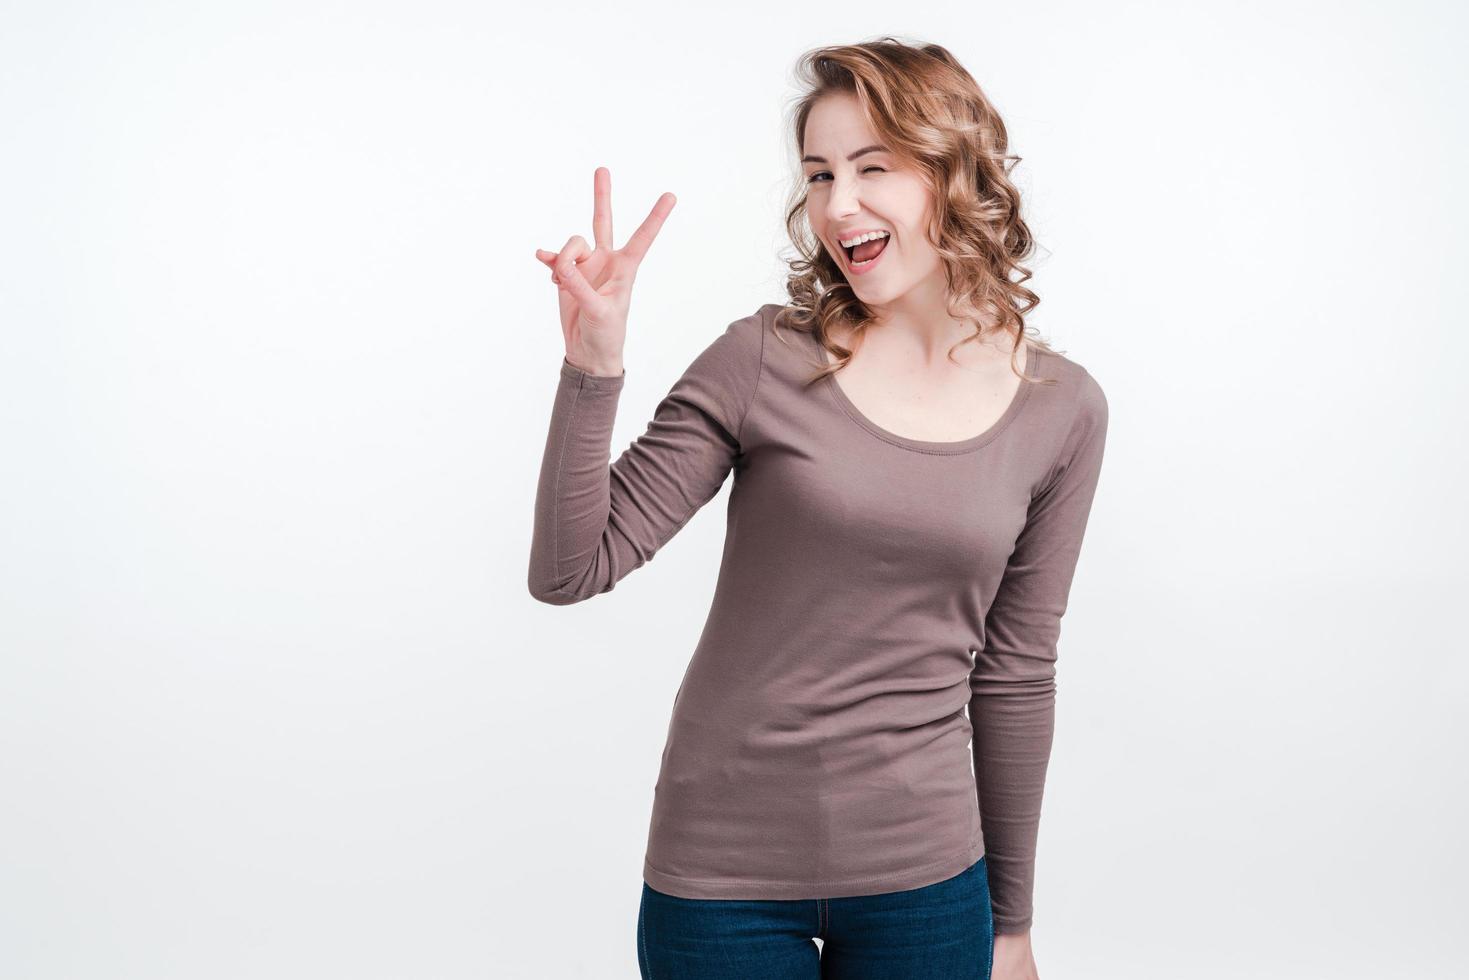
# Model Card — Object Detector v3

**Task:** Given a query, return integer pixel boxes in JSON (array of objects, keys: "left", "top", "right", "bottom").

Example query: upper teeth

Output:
[{"left": 839, "top": 230, "right": 890, "bottom": 248}]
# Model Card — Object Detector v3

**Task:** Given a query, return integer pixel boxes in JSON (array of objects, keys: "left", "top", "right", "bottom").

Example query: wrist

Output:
[{"left": 565, "top": 355, "right": 624, "bottom": 378}]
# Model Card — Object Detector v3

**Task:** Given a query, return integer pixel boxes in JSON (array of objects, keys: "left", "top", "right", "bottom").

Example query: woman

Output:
[{"left": 529, "top": 37, "right": 1108, "bottom": 980}]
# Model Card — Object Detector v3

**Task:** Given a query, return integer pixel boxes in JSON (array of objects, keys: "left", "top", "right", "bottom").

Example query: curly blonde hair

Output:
[{"left": 773, "top": 36, "right": 1056, "bottom": 387}]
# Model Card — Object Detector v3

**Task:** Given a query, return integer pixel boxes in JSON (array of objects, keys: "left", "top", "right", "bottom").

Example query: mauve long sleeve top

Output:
[{"left": 528, "top": 302, "right": 1108, "bottom": 934}]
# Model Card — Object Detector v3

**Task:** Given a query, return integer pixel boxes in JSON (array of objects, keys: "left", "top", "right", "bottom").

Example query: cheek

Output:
[
  {"left": 883, "top": 172, "right": 924, "bottom": 200},
  {"left": 876, "top": 203, "right": 928, "bottom": 255}
]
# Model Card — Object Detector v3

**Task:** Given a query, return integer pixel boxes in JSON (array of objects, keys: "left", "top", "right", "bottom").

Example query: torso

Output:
[{"left": 819, "top": 325, "right": 1031, "bottom": 444}]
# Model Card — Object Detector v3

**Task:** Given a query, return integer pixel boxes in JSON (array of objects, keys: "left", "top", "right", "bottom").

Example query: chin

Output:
[{"left": 852, "top": 276, "right": 904, "bottom": 301}]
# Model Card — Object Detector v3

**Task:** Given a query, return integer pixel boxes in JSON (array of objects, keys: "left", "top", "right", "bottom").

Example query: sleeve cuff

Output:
[{"left": 560, "top": 356, "right": 625, "bottom": 390}]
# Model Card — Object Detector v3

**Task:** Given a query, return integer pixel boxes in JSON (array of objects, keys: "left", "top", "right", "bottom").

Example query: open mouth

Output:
[{"left": 842, "top": 232, "right": 890, "bottom": 270}]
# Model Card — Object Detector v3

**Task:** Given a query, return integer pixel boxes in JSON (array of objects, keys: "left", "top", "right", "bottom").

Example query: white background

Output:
[{"left": 2, "top": 2, "right": 1466, "bottom": 977}]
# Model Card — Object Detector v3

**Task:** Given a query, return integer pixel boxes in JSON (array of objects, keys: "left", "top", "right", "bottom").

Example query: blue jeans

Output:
[{"left": 637, "top": 856, "right": 994, "bottom": 979}]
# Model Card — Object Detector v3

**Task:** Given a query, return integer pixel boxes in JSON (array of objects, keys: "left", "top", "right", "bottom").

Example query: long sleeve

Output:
[
  {"left": 527, "top": 311, "right": 765, "bottom": 604},
  {"left": 969, "top": 372, "right": 1109, "bottom": 933}
]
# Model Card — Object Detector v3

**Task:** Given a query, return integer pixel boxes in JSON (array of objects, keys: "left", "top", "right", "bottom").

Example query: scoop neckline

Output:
[{"left": 805, "top": 326, "right": 1042, "bottom": 455}]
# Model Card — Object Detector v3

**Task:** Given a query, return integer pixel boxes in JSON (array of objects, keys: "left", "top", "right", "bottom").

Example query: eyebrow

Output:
[{"left": 800, "top": 144, "right": 891, "bottom": 165}]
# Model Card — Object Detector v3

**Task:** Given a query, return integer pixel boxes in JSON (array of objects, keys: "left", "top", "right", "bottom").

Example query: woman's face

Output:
[{"left": 801, "top": 93, "right": 943, "bottom": 308}]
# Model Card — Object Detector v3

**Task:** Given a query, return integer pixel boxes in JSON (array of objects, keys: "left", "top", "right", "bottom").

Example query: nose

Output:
[{"left": 824, "top": 175, "right": 861, "bottom": 224}]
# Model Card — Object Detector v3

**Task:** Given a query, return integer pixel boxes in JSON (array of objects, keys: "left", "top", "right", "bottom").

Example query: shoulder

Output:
[
  {"left": 734, "top": 304, "right": 774, "bottom": 349},
  {"left": 665, "top": 304, "right": 770, "bottom": 437},
  {"left": 707, "top": 302, "right": 786, "bottom": 381},
  {"left": 700, "top": 303, "right": 770, "bottom": 365},
  {"left": 689, "top": 303, "right": 767, "bottom": 367},
  {"left": 1027, "top": 342, "right": 1107, "bottom": 431}
]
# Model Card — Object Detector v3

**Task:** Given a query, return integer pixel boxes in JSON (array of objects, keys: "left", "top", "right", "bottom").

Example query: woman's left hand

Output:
[{"left": 992, "top": 929, "right": 1040, "bottom": 980}]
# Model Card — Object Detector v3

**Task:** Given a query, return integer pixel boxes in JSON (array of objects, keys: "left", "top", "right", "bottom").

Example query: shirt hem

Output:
[{"left": 641, "top": 833, "right": 987, "bottom": 901}]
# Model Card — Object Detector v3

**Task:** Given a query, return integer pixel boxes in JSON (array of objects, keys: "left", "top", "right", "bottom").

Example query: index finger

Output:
[
  {"left": 619, "top": 192, "right": 677, "bottom": 266},
  {"left": 592, "top": 167, "right": 612, "bottom": 251}
]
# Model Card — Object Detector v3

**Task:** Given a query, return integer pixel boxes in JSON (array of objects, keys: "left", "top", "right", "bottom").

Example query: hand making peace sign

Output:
[{"left": 534, "top": 167, "right": 677, "bottom": 378}]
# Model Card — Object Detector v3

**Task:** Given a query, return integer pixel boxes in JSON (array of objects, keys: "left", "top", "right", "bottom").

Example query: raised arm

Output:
[
  {"left": 969, "top": 372, "right": 1109, "bottom": 934},
  {"left": 527, "top": 312, "right": 764, "bottom": 604}
]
